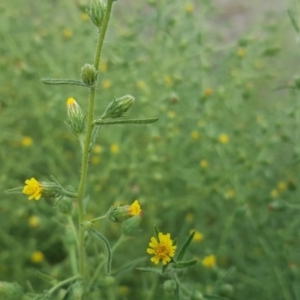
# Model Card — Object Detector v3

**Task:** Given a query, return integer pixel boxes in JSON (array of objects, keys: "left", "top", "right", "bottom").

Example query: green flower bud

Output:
[
  {"left": 82, "top": 220, "right": 93, "bottom": 231},
  {"left": 56, "top": 197, "right": 72, "bottom": 215},
  {"left": 86, "top": 0, "right": 106, "bottom": 28},
  {"left": 81, "top": 64, "right": 98, "bottom": 86},
  {"left": 0, "top": 281, "right": 24, "bottom": 300},
  {"left": 163, "top": 280, "right": 177, "bottom": 294},
  {"left": 122, "top": 215, "right": 141, "bottom": 236},
  {"left": 65, "top": 97, "right": 86, "bottom": 137},
  {"left": 108, "top": 204, "right": 131, "bottom": 222},
  {"left": 102, "top": 95, "right": 135, "bottom": 119}
]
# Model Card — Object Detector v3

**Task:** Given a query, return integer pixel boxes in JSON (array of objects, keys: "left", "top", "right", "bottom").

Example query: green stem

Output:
[
  {"left": 76, "top": 0, "right": 115, "bottom": 297},
  {"left": 48, "top": 275, "right": 79, "bottom": 295},
  {"left": 90, "top": 214, "right": 108, "bottom": 223}
]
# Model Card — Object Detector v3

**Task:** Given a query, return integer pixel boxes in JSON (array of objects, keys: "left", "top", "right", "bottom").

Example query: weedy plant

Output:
[{"left": 5, "top": 0, "right": 198, "bottom": 299}]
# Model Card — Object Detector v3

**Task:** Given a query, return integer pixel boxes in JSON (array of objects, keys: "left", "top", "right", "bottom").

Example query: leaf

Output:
[
  {"left": 176, "top": 231, "right": 195, "bottom": 261},
  {"left": 94, "top": 118, "right": 159, "bottom": 126},
  {"left": 90, "top": 229, "right": 112, "bottom": 274},
  {"left": 35, "top": 271, "right": 58, "bottom": 285},
  {"left": 113, "top": 257, "right": 147, "bottom": 276},
  {"left": 136, "top": 267, "right": 162, "bottom": 275},
  {"left": 41, "top": 78, "right": 89, "bottom": 87},
  {"left": 287, "top": 9, "right": 300, "bottom": 33},
  {"left": 203, "top": 294, "right": 232, "bottom": 300},
  {"left": 154, "top": 224, "right": 160, "bottom": 240},
  {"left": 173, "top": 259, "right": 198, "bottom": 269}
]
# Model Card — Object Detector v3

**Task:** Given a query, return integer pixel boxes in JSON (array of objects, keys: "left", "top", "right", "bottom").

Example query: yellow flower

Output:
[
  {"left": 191, "top": 230, "right": 204, "bottom": 242},
  {"left": 102, "top": 79, "right": 112, "bottom": 89},
  {"left": 147, "top": 232, "right": 177, "bottom": 265},
  {"left": 225, "top": 188, "right": 235, "bottom": 199},
  {"left": 129, "top": 200, "right": 142, "bottom": 216},
  {"left": 119, "top": 285, "right": 130, "bottom": 296},
  {"left": 270, "top": 189, "right": 279, "bottom": 198},
  {"left": 219, "top": 134, "right": 229, "bottom": 144},
  {"left": 204, "top": 87, "right": 213, "bottom": 97},
  {"left": 185, "top": 3, "right": 194, "bottom": 13},
  {"left": 62, "top": 28, "right": 73, "bottom": 38},
  {"left": 91, "top": 156, "right": 100, "bottom": 165},
  {"left": 99, "top": 61, "right": 108, "bottom": 73},
  {"left": 168, "top": 110, "right": 176, "bottom": 119},
  {"left": 29, "top": 215, "right": 40, "bottom": 228},
  {"left": 200, "top": 159, "right": 208, "bottom": 169},
  {"left": 164, "top": 75, "right": 173, "bottom": 87},
  {"left": 23, "top": 178, "right": 43, "bottom": 200},
  {"left": 93, "top": 144, "right": 103, "bottom": 154},
  {"left": 81, "top": 12, "right": 89, "bottom": 21},
  {"left": 191, "top": 130, "right": 200, "bottom": 140},
  {"left": 31, "top": 251, "right": 44, "bottom": 263},
  {"left": 110, "top": 143, "right": 119, "bottom": 154},
  {"left": 277, "top": 181, "right": 287, "bottom": 192},
  {"left": 21, "top": 136, "right": 33, "bottom": 147},
  {"left": 185, "top": 212, "right": 194, "bottom": 222},
  {"left": 237, "top": 48, "right": 246, "bottom": 57},
  {"left": 202, "top": 254, "right": 216, "bottom": 268}
]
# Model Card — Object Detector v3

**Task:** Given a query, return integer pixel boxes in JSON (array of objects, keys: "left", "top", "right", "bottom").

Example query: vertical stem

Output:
[{"left": 76, "top": 0, "right": 115, "bottom": 297}]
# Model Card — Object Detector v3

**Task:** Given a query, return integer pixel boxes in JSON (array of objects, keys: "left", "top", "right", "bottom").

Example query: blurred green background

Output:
[{"left": 1, "top": 0, "right": 300, "bottom": 299}]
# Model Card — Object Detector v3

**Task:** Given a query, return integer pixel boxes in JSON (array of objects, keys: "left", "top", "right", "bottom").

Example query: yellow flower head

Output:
[
  {"left": 200, "top": 159, "right": 208, "bottom": 169},
  {"left": 29, "top": 215, "right": 40, "bottom": 228},
  {"left": 202, "top": 254, "right": 216, "bottom": 268},
  {"left": 277, "top": 181, "right": 287, "bottom": 192},
  {"left": 129, "top": 200, "right": 142, "bottom": 216},
  {"left": 31, "top": 251, "right": 44, "bottom": 263},
  {"left": 102, "top": 79, "right": 112, "bottom": 89},
  {"left": 110, "top": 143, "right": 119, "bottom": 154},
  {"left": 191, "top": 130, "right": 200, "bottom": 140},
  {"left": 237, "top": 48, "right": 246, "bottom": 58},
  {"left": 23, "top": 178, "right": 43, "bottom": 200},
  {"left": 191, "top": 230, "right": 204, "bottom": 242},
  {"left": 63, "top": 28, "right": 73, "bottom": 38},
  {"left": 147, "top": 232, "right": 177, "bottom": 265},
  {"left": 185, "top": 3, "right": 194, "bottom": 13},
  {"left": 21, "top": 136, "right": 33, "bottom": 147},
  {"left": 219, "top": 134, "right": 229, "bottom": 144},
  {"left": 204, "top": 87, "right": 213, "bottom": 97}
]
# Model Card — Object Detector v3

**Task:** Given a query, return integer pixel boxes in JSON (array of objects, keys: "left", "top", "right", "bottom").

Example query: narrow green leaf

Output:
[
  {"left": 35, "top": 271, "right": 58, "bottom": 285},
  {"left": 173, "top": 259, "right": 198, "bottom": 269},
  {"left": 91, "top": 229, "right": 112, "bottom": 274},
  {"left": 41, "top": 78, "right": 88, "bottom": 87},
  {"left": 136, "top": 267, "right": 162, "bottom": 275},
  {"left": 154, "top": 225, "right": 160, "bottom": 240},
  {"left": 113, "top": 257, "right": 146, "bottom": 276},
  {"left": 5, "top": 187, "right": 23, "bottom": 194},
  {"left": 176, "top": 231, "right": 195, "bottom": 261},
  {"left": 203, "top": 294, "right": 232, "bottom": 300},
  {"left": 94, "top": 118, "right": 159, "bottom": 126},
  {"left": 287, "top": 9, "right": 300, "bottom": 33}
]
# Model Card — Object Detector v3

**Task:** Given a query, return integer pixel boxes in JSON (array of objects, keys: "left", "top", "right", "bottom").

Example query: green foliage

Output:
[{"left": 1, "top": 0, "right": 300, "bottom": 299}]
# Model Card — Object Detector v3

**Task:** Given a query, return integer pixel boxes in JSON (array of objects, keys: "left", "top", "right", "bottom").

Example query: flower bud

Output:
[
  {"left": 108, "top": 200, "right": 141, "bottom": 222},
  {"left": 86, "top": 0, "right": 106, "bottom": 27},
  {"left": 0, "top": 281, "right": 24, "bottom": 299},
  {"left": 81, "top": 64, "right": 98, "bottom": 86},
  {"left": 65, "top": 97, "right": 86, "bottom": 137},
  {"left": 82, "top": 220, "right": 93, "bottom": 231},
  {"left": 163, "top": 280, "right": 177, "bottom": 294},
  {"left": 102, "top": 95, "right": 135, "bottom": 119},
  {"left": 56, "top": 197, "right": 72, "bottom": 215},
  {"left": 122, "top": 215, "right": 141, "bottom": 236}
]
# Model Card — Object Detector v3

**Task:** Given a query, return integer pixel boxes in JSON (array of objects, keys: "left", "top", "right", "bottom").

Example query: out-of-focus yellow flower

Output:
[
  {"left": 200, "top": 159, "right": 208, "bottom": 169},
  {"left": 202, "top": 254, "right": 216, "bottom": 268},
  {"left": 254, "top": 60, "right": 263, "bottom": 69},
  {"left": 190, "top": 230, "right": 204, "bottom": 242},
  {"left": 102, "top": 79, "right": 112, "bottom": 89},
  {"left": 62, "top": 28, "right": 73, "bottom": 38},
  {"left": 119, "top": 285, "right": 130, "bottom": 296},
  {"left": 93, "top": 145, "right": 103, "bottom": 154},
  {"left": 31, "top": 251, "right": 44, "bottom": 263},
  {"left": 185, "top": 212, "right": 194, "bottom": 222},
  {"left": 164, "top": 75, "right": 173, "bottom": 87},
  {"left": 29, "top": 215, "right": 40, "bottom": 228},
  {"left": 21, "top": 136, "right": 33, "bottom": 147},
  {"left": 270, "top": 189, "right": 279, "bottom": 198},
  {"left": 191, "top": 130, "right": 200, "bottom": 140},
  {"left": 204, "top": 87, "right": 213, "bottom": 97},
  {"left": 99, "top": 61, "right": 108, "bottom": 73},
  {"left": 237, "top": 48, "right": 246, "bottom": 57},
  {"left": 168, "top": 111, "right": 176, "bottom": 119},
  {"left": 91, "top": 156, "right": 100, "bottom": 165},
  {"left": 110, "top": 143, "right": 119, "bottom": 154},
  {"left": 277, "top": 181, "right": 287, "bottom": 192},
  {"left": 219, "top": 134, "right": 229, "bottom": 144},
  {"left": 23, "top": 178, "right": 43, "bottom": 200},
  {"left": 185, "top": 3, "right": 194, "bottom": 13},
  {"left": 147, "top": 232, "right": 177, "bottom": 265},
  {"left": 225, "top": 189, "right": 235, "bottom": 199},
  {"left": 81, "top": 12, "right": 89, "bottom": 21},
  {"left": 129, "top": 200, "right": 142, "bottom": 216}
]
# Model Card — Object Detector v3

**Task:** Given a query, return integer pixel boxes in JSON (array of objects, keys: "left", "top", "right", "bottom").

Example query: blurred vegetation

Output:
[{"left": 1, "top": 0, "right": 300, "bottom": 299}]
